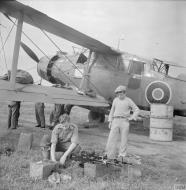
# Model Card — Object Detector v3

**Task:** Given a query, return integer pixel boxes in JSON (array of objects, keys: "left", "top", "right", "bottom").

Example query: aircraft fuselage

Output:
[{"left": 37, "top": 52, "right": 186, "bottom": 117}]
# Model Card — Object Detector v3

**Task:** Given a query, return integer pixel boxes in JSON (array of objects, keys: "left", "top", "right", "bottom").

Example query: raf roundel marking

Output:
[
  {"left": 152, "top": 88, "right": 164, "bottom": 101},
  {"left": 145, "top": 81, "right": 172, "bottom": 104}
]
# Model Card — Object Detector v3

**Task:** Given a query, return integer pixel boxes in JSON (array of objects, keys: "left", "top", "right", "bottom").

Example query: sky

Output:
[{"left": 0, "top": 0, "right": 186, "bottom": 83}]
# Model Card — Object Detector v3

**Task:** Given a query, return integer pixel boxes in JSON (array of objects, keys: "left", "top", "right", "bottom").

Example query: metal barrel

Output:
[
  {"left": 150, "top": 104, "right": 173, "bottom": 141},
  {"left": 150, "top": 103, "right": 173, "bottom": 118}
]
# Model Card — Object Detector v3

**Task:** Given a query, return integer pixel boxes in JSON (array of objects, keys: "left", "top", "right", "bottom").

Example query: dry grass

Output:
[
  {"left": 0, "top": 149, "right": 172, "bottom": 190},
  {"left": 0, "top": 101, "right": 186, "bottom": 190}
]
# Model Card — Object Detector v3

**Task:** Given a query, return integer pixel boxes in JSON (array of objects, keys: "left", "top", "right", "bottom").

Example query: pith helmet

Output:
[{"left": 114, "top": 85, "right": 127, "bottom": 93}]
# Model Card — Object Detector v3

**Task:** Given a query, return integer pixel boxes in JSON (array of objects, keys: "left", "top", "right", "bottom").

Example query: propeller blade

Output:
[{"left": 20, "top": 42, "right": 39, "bottom": 63}]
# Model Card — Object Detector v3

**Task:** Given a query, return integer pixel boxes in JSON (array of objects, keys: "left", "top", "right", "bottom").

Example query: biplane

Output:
[{"left": 1, "top": 1, "right": 186, "bottom": 123}]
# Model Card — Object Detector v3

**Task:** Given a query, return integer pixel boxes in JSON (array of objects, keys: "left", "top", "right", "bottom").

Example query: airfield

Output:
[{"left": 0, "top": 101, "right": 186, "bottom": 190}]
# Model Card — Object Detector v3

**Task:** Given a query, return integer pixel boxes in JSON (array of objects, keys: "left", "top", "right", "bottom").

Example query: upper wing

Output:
[
  {"left": 153, "top": 58, "right": 186, "bottom": 68},
  {"left": 0, "top": 80, "right": 108, "bottom": 107},
  {"left": 0, "top": 1, "right": 120, "bottom": 55}
]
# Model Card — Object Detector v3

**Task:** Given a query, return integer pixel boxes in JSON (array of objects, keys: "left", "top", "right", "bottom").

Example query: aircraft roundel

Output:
[{"left": 145, "top": 81, "right": 172, "bottom": 104}]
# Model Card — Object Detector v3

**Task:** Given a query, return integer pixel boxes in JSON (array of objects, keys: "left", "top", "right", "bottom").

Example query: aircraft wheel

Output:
[
  {"left": 88, "top": 111, "right": 105, "bottom": 123},
  {"left": 64, "top": 104, "right": 73, "bottom": 115}
]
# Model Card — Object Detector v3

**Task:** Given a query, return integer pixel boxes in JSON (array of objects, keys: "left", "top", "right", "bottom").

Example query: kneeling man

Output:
[{"left": 41, "top": 114, "right": 80, "bottom": 165}]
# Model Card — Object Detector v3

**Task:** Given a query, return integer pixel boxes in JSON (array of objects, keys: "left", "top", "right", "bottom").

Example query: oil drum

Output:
[{"left": 150, "top": 104, "right": 173, "bottom": 141}]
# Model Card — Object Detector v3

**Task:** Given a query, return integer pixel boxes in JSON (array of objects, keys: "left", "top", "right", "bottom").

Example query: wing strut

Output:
[
  {"left": 10, "top": 12, "right": 23, "bottom": 89},
  {"left": 79, "top": 50, "right": 92, "bottom": 92}
]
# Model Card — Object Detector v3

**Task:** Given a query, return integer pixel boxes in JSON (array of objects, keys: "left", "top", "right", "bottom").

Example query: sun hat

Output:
[{"left": 114, "top": 85, "right": 127, "bottom": 93}]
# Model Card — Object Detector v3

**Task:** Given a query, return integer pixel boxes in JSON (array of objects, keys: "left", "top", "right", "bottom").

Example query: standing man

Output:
[
  {"left": 49, "top": 104, "right": 65, "bottom": 130},
  {"left": 35, "top": 102, "right": 45, "bottom": 128},
  {"left": 105, "top": 85, "right": 140, "bottom": 160},
  {"left": 3, "top": 69, "right": 33, "bottom": 130},
  {"left": 8, "top": 101, "right": 21, "bottom": 129}
]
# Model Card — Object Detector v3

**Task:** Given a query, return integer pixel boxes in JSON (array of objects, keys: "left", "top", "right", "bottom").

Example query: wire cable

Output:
[
  {"left": 5, "top": 17, "right": 79, "bottom": 89},
  {"left": 41, "top": 29, "right": 102, "bottom": 95},
  {"left": 0, "top": 30, "right": 8, "bottom": 71},
  {"left": 0, "top": 19, "right": 16, "bottom": 54},
  {"left": 4, "top": 14, "right": 103, "bottom": 93}
]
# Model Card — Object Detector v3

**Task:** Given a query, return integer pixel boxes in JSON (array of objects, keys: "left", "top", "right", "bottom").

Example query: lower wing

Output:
[{"left": 0, "top": 80, "right": 108, "bottom": 107}]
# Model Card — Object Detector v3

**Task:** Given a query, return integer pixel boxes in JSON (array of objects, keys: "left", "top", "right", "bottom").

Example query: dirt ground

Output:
[{"left": 0, "top": 101, "right": 186, "bottom": 189}]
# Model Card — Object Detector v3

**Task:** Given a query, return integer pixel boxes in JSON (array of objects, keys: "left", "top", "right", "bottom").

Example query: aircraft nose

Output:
[
  {"left": 37, "top": 55, "right": 77, "bottom": 86},
  {"left": 37, "top": 57, "right": 52, "bottom": 82},
  {"left": 37, "top": 56, "right": 67, "bottom": 85}
]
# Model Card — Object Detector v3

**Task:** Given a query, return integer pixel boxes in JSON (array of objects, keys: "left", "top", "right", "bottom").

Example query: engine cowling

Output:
[{"left": 37, "top": 55, "right": 82, "bottom": 87}]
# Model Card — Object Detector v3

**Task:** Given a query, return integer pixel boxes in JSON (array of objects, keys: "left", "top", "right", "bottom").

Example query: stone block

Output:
[
  {"left": 30, "top": 160, "right": 58, "bottom": 179},
  {"left": 63, "top": 165, "right": 84, "bottom": 179},
  {"left": 128, "top": 165, "right": 142, "bottom": 178},
  {"left": 84, "top": 163, "right": 121, "bottom": 178},
  {"left": 119, "top": 164, "right": 128, "bottom": 178},
  {"left": 121, "top": 165, "right": 142, "bottom": 179},
  {"left": 17, "top": 133, "right": 33, "bottom": 151},
  {"left": 84, "top": 163, "right": 142, "bottom": 179},
  {"left": 71, "top": 166, "right": 84, "bottom": 179}
]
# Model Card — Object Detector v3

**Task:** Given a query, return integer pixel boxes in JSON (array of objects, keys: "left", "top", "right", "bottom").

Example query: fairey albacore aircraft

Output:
[{"left": 1, "top": 1, "right": 186, "bottom": 123}]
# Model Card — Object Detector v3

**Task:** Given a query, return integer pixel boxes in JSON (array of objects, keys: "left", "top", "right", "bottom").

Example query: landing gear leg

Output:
[{"left": 88, "top": 111, "right": 105, "bottom": 123}]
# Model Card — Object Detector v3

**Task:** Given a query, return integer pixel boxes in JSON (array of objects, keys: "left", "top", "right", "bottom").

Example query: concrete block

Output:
[
  {"left": 128, "top": 165, "right": 142, "bottom": 179},
  {"left": 17, "top": 133, "right": 33, "bottom": 151},
  {"left": 84, "top": 163, "right": 142, "bottom": 179},
  {"left": 84, "top": 163, "right": 121, "bottom": 178},
  {"left": 30, "top": 160, "right": 58, "bottom": 179},
  {"left": 71, "top": 166, "right": 84, "bottom": 179},
  {"left": 119, "top": 164, "right": 129, "bottom": 178},
  {"left": 64, "top": 165, "right": 84, "bottom": 179},
  {"left": 121, "top": 165, "right": 142, "bottom": 179}
]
